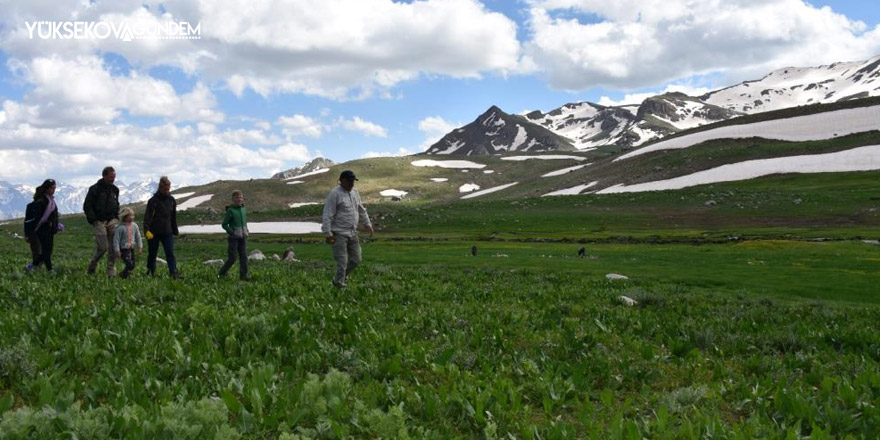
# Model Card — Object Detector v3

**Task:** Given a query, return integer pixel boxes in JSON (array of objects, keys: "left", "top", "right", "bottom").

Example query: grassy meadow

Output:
[{"left": 1, "top": 170, "right": 880, "bottom": 438}]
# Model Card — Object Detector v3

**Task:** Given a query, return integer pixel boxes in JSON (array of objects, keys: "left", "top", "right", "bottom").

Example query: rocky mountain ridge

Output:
[{"left": 427, "top": 55, "right": 880, "bottom": 155}]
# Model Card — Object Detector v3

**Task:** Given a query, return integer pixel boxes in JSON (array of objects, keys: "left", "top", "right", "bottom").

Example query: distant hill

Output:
[{"left": 123, "top": 98, "right": 880, "bottom": 219}]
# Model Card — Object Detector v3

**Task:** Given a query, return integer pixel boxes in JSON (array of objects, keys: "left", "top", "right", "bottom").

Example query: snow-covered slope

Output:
[
  {"left": 0, "top": 180, "right": 161, "bottom": 220},
  {"left": 601, "top": 144, "right": 880, "bottom": 194},
  {"left": 271, "top": 157, "right": 335, "bottom": 179},
  {"left": 428, "top": 55, "right": 880, "bottom": 156},
  {"left": 616, "top": 105, "right": 880, "bottom": 161},
  {"left": 703, "top": 55, "right": 880, "bottom": 113},
  {"left": 522, "top": 94, "right": 740, "bottom": 151}
]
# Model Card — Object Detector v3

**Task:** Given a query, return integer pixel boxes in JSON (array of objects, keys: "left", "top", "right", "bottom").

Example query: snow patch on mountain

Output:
[
  {"left": 542, "top": 164, "right": 590, "bottom": 177},
  {"left": 178, "top": 194, "right": 213, "bottom": 211},
  {"left": 703, "top": 56, "right": 880, "bottom": 113},
  {"left": 543, "top": 181, "right": 599, "bottom": 196},
  {"left": 601, "top": 145, "right": 880, "bottom": 193},
  {"left": 459, "top": 183, "right": 480, "bottom": 193},
  {"left": 285, "top": 168, "right": 330, "bottom": 180},
  {"left": 460, "top": 182, "right": 518, "bottom": 199},
  {"left": 502, "top": 155, "right": 587, "bottom": 161},
  {"left": 412, "top": 160, "right": 486, "bottom": 169},
  {"left": 617, "top": 105, "right": 880, "bottom": 161},
  {"left": 380, "top": 189, "right": 408, "bottom": 198},
  {"left": 180, "top": 222, "right": 322, "bottom": 235}
]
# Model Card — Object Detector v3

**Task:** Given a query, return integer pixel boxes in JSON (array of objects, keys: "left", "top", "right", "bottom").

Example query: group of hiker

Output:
[{"left": 22, "top": 167, "right": 374, "bottom": 288}]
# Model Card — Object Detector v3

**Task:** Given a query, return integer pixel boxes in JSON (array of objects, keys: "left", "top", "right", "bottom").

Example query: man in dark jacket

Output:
[
  {"left": 144, "top": 176, "right": 179, "bottom": 278},
  {"left": 83, "top": 166, "right": 120, "bottom": 276}
]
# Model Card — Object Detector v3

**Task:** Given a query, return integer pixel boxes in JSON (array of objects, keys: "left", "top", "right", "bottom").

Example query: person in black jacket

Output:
[
  {"left": 83, "top": 166, "right": 120, "bottom": 276},
  {"left": 144, "top": 176, "right": 180, "bottom": 278},
  {"left": 23, "top": 179, "right": 60, "bottom": 272}
]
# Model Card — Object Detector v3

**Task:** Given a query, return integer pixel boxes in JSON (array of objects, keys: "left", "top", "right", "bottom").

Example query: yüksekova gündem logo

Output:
[{"left": 25, "top": 20, "right": 201, "bottom": 41}]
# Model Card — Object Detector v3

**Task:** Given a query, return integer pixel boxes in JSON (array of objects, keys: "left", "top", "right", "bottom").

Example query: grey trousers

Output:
[
  {"left": 90, "top": 219, "right": 118, "bottom": 276},
  {"left": 332, "top": 233, "right": 361, "bottom": 286},
  {"left": 219, "top": 236, "right": 248, "bottom": 277}
]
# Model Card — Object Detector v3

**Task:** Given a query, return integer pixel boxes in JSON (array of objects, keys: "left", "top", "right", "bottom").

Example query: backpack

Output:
[{"left": 23, "top": 200, "right": 41, "bottom": 236}]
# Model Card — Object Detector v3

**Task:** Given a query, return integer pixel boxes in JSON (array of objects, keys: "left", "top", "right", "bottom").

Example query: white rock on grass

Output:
[
  {"left": 618, "top": 295, "right": 638, "bottom": 307},
  {"left": 606, "top": 273, "right": 629, "bottom": 280},
  {"left": 156, "top": 258, "right": 167, "bottom": 265},
  {"left": 272, "top": 254, "right": 281, "bottom": 261},
  {"left": 248, "top": 250, "right": 266, "bottom": 261},
  {"left": 282, "top": 248, "right": 297, "bottom": 261},
  {"left": 203, "top": 259, "right": 224, "bottom": 266}
]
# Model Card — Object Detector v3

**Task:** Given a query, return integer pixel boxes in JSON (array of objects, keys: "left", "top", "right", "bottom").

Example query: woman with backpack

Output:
[{"left": 23, "top": 179, "right": 62, "bottom": 273}]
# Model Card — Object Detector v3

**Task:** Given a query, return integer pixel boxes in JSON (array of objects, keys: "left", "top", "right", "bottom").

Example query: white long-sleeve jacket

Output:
[{"left": 321, "top": 186, "right": 372, "bottom": 237}]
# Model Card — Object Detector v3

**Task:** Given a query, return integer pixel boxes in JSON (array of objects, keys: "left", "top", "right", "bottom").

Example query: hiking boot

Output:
[
  {"left": 332, "top": 280, "right": 347, "bottom": 289},
  {"left": 171, "top": 272, "right": 183, "bottom": 280},
  {"left": 240, "top": 274, "right": 251, "bottom": 282}
]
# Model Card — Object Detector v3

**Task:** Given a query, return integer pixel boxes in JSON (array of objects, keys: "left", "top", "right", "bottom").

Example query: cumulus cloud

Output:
[
  {"left": 277, "top": 114, "right": 324, "bottom": 138},
  {"left": 0, "top": 117, "right": 314, "bottom": 184},
  {"left": 416, "top": 116, "right": 458, "bottom": 151},
  {"left": 6, "top": 55, "right": 223, "bottom": 127},
  {"left": 337, "top": 116, "right": 388, "bottom": 138},
  {"left": 362, "top": 147, "right": 414, "bottom": 158},
  {"left": 0, "top": 0, "right": 522, "bottom": 99},
  {"left": 525, "top": 0, "right": 880, "bottom": 90}
]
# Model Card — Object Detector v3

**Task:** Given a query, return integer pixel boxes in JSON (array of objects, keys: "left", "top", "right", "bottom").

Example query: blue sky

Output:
[{"left": 0, "top": 0, "right": 878, "bottom": 186}]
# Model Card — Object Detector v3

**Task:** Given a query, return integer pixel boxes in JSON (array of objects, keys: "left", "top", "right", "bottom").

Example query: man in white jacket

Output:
[{"left": 322, "top": 170, "right": 374, "bottom": 288}]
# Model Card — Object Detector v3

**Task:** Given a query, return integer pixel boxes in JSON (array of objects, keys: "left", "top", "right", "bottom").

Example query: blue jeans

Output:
[{"left": 147, "top": 234, "right": 177, "bottom": 275}]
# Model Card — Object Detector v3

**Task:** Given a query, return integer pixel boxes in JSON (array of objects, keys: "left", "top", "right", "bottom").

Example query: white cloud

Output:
[
  {"left": 254, "top": 121, "right": 271, "bottom": 131},
  {"left": 258, "top": 142, "right": 312, "bottom": 162},
  {"left": 0, "top": 0, "right": 521, "bottom": 100},
  {"left": 337, "top": 116, "right": 388, "bottom": 138},
  {"left": 597, "top": 84, "right": 714, "bottom": 106},
  {"left": 7, "top": 55, "right": 223, "bottom": 127},
  {"left": 197, "top": 122, "right": 216, "bottom": 134},
  {"left": 277, "top": 114, "right": 324, "bottom": 138},
  {"left": 525, "top": 0, "right": 880, "bottom": 90},
  {"left": 416, "top": 116, "right": 458, "bottom": 151},
  {"left": 218, "top": 128, "right": 281, "bottom": 145},
  {"left": 198, "top": 0, "right": 522, "bottom": 98},
  {"left": 362, "top": 147, "right": 414, "bottom": 158},
  {"left": 0, "top": 117, "right": 314, "bottom": 184}
]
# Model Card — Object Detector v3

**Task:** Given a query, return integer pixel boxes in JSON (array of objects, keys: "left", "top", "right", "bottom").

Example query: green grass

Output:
[
  {"left": 2, "top": 162, "right": 879, "bottom": 438},
  {"left": 2, "top": 218, "right": 880, "bottom": 438}
]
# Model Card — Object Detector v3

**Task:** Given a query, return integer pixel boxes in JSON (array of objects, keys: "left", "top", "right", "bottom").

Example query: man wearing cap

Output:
[{"left": 322, "top": 170, "right": 374, "bottom": 288}]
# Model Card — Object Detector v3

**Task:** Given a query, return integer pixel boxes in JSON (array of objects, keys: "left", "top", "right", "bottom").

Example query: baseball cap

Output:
[{"left": 339, "top": 170, "right": 358, "bottom": 181}]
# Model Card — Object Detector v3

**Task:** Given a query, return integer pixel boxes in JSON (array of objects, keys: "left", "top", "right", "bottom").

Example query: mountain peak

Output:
[{"left": 426, "top": 105, "right": 575, "bottom": 155}]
